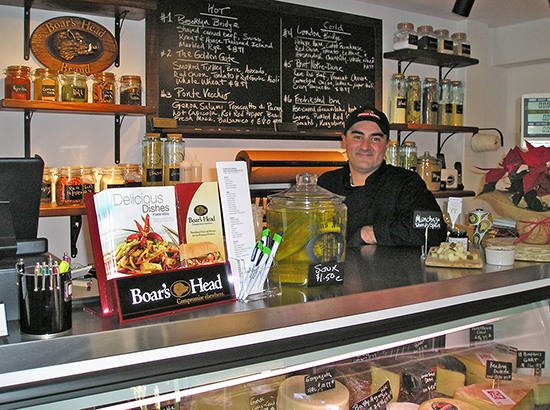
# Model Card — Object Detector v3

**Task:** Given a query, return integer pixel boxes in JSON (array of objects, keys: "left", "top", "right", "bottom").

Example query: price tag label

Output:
[
  {"left": 485, "top": 360, "right": 513, "bottom": 380},
  {"left": 351, "top": 380, "right": 393, "bottom": 410},
  {"left": 421, "top": 370, "right": 437, "bottom": 393},
  {"left": 413, "top": 210, "right": 442, "bottom": 229},
  {"left": 470, "top": 324, "right": 494, "bottom": 343},
  {"left": 250, "top": 391, "right": 277, "bottom": 410},
  {"left": 307, "top": 262, "right": 344, "bottom": 287},
  {"left": 305, "top": 369, "right": 335, "bottom": 395},
  {"left": 517, "top": 350, "right": 546, "bottom": 369}
]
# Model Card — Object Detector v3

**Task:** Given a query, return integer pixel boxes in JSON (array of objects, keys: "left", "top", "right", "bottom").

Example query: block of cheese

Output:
[
  {"left": 434, "top": 355, "right": 467, "bottom": 397},
  {"left": 277, "top": 375, "right": 349, "bottom": 410},
  {"left": 419, "top": 398, "right": 481, "bottom": 410},
  {"left": 450, "top": 348, "right": 517, "bottom": 385},
  {"left": 371, "top": 364, "right": 402, "bottom": 403},
  {"left": 504, "top": 374, "right": 550, "bottom": 406},
  {"left": 453, "top": 383, "right": 534, "bottom": 410}
]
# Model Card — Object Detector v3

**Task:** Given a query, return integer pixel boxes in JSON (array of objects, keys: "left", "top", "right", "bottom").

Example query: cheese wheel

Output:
[
  {"left": 277, "top": 375, "right": 349, "bottom": 410},
  {"left": 387, "top": 402, "right": 420, "bottom": 410},
  {"left": 453, "top": 383, "right": 534, "bottom": 410},
  {"left": 419, "top": 398, "right": 482, "bottom": 410}
]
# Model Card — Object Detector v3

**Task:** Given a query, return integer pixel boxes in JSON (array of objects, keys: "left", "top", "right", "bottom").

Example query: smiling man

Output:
[{"left": 318, "top": 106, "right": 447, "bottom": 247}]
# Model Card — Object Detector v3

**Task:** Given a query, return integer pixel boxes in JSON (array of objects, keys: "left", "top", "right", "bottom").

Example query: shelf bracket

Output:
[
  {"left": 70, "top": 215, "right": 82, "bottom": 259},
  {"left": 23, "top": 0, "right": 34, "bottom": 60},
  {"left": 114, "top": 11, "right": 129, "bottom": 68},
  {"left": 397, "top": 60, "right": 415, "bottom": 75},
  {"left": 437, "top": 131, "right": 458, "bottom": 156},
  {"left": 440, "top": 64, "right": 459, "bottom": 80},
  {"left": 24, "top": 109, "right": 34, "bottom": 157},
  {"left": 114, "top": 114, "right": 126, "bottom": 164}
]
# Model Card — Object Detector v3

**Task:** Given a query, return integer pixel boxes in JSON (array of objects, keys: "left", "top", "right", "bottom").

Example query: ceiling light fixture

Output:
[{"left": 452, "top": 0, "right": 475, "bottom": 17}]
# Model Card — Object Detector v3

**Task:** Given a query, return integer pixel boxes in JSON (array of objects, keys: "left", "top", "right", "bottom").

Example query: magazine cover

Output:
[{"left": 93, "top": 186, "right": 180, "bottom": 280}]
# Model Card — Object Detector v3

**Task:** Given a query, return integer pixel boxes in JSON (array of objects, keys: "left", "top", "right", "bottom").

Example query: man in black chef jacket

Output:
[{"left": 318, "top": 106, "right": 447, "bottom": 247}]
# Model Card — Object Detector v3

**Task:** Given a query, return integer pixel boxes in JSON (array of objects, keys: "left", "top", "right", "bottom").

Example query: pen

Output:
[
  {"left": 250, "top": 232, "right": 283, "bottom": 296},
  {"left": 34, "top": 262, "right": 40, "bottom": 291},
  {"left": 249, "top": 240, "right": 263, "bottom": 264},
  {"left": 41, "top": 262, "right": 46, "bottom": 291},
  {"left": 241, "top": 246, "right": 271, "bottom": 300},
  {"left": 260, "top": 228, "right": 270, "bottom": 249},
  {"left": 53, "top": 261, "right": 60, "bottom": 290}
]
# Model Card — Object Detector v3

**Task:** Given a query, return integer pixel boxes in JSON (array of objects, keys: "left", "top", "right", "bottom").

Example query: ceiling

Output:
[{"left": 358, "top": 0, "right": 550, "bottom": 27}]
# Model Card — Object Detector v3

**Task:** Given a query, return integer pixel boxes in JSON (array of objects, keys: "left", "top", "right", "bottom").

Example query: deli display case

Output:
[{"left": 1, "top": 245, "right": 550, "bottom": 410}]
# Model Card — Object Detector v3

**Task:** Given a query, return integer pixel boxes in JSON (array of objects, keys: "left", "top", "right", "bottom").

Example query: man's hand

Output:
[{"left": 360, "top": 225, "right": 377, "bottom": 244}]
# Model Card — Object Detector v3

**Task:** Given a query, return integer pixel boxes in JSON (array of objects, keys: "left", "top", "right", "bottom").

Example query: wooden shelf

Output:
[
  {"left": 433, "top": 189, "right": 476, "bottom": 199},
  {"left": 384, "top": 49, "right": 479, "bottom": 68},
  {"left": 40, "top": 203, "right": 87, "bottom": 217},
  {"left": 0, "top": 99, "right": 156, "bottom": 116},
  {"left": 390, "top": 123, "right": 479, "bottom": 134}
]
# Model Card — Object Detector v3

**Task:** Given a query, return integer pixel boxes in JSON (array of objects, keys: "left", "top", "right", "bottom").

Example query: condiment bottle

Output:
[
  {"left": 163, "top": 134, "right": 185, "bottom": 186},
  {"left": 55, "top": 166, "right": 84, "bottom": 206},
  {"left": 417, "top": 25, "right": 437, "bottom": 51},
  {"left": 438, "top": 79, "right": 453, "bottom": 125},
  {"left": 121, "top": 163, "right": 142, "bottom": 187},
  {"left": 33, "top": 68, "right": 59, "bottom": 101},
  {"left": 119, "top": 75, "right": 142, "bottom": 105},
  {"left": 385, "top": 141, "right": 400, "bottom": 167},
  {"left": 92, "top": 72, "right": 116, "bottom": 104},
  {"left": 179, "top": 157, "right": 193, "bottom": 183},
  {"left": 435, "top": 29, "right": 454, "bottom": 54},
  {"left": 191, "top": 155, "right": 202, "bottom": 182},
  {"left": 422, "top": 77, "right": 439, "bottom": 125},
  {"left": 142, "top": 133, "right": 163, "bottom": 186},
  {"left": 452, "top": 32, "right": 471, "bottom": 56},
  {"left": 393, "top": 22, "right": 418, "bottom": 50},
  {"left": 406, "top": 75, "right": 421, "bottom": 124},
  {"left": 61, "top": 72, "right": 88, "bottom": 102},
  {"left": 99, "top": 166, "right": 126, "bottom": 190},
  {"left": 417, "top": 151, "right": 442, "bottom": 191},
  {"left": 389, "top": 73, "right": 407, "bottom": 124},
  {"left": 41, "top": 166, "right": 53, "bottom": 204},
  {"left": 451, "top": 80, "right": 464, "bottom": 126},
  {"left": 4, "top": 65, "right": 31, "bottom": 100}
]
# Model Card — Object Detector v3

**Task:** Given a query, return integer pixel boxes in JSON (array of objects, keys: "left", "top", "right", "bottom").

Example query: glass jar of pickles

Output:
[
  {"left": 61, "top": 72, "right": 88, "bottom": 102},
  {"left": 4, "top": 65, "right": 31, "bottom": 100},
  {"left": 99, "top": 166, "right": 125, "bottom": 191},
  {"left": 41, "top": 166, "right": 53, "bottom": 204},
  {"left": 33, "top": 68, "right": 59, "bottom": 101},
  {"left": 55, "top": 166, "right": 84, "bottom": 206},
  {"left": 119, "top": 75, "right": 142, "bottom": 105},
  {"left": 92, "top": 72, "right": 116, "bottom": 104},
  {"left": 400, "top": 141, "right": 417, "bottom": 171},
  {"left": 385, "top": 140, "right": 400, "bottom": 166}
]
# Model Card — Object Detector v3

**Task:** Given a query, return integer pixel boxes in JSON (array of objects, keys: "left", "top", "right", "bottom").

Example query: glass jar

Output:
[
  {"left": 99, "top": 166, "right": 126, "bottom": 191},
  {"left": 389, "top": 73, "right": 407, "bottom": 124},
  {"left": 142, "top": 133, "right": 163, "bottom": 186},
  {"left": 385, "top": 140, "right": 400, "bottom": 167},
  {"left": 4, "top": 65, "right": 31, "bottom": 100},
  {"left": 61, "top": 72, "right": 88, "bottom": 102},
  {"left": 266, "top": 172, "right": 347, "bottom": 286},
  {"left": 417, "top": 151, "right": 442, "bottom": 192},
  {"left": 33, "top": 68, "right": 59, "bottom": 101},
  {"left": 452, "top": 32, "right": 471, "bottom": 56},
  {"left": 55, "top": 166, "right": 84, "bottom": 206},
  {"left": 406, "top": 75, "right": 421, "bottom": 124},
  {"left": 449, "top": 229, "right": 469, "bottom": 250},
  {"left": 417, "top": 25, "right": 437, "bottom": 51},
  {"left": 435, "top": 29, "right": 454, "bottom": 54},
  {"left": 451, "top": 80, "right": 464, "bottom": 126},
  {"left": 119, "top": 75, "right": 142, "bottom": 105},
  {"left": 92, "top": 72, "right": 116, "bottom": 104},
  {"left": 399, "top": 141, "right": 417, "bottom": 171},
  {"left": 41, "top": 166, "right": 53, "bottom": 204},
  {"left": 422, "top": 77, "right": 439, "bottom": 125},
  {"left": 393, "top": 22, "right": 418, "bottom": 50},
  {"left": 439, "top": 79, "right": 453, "bottom": 125},
  {"left": 164, "top": 134, "right": 185, "bottom": 186},
  {"left": 121, "top": 163, "right": 142, "bottom": 187},
  {"left": 79, "top": 166, "right": 96, "bottom": 196}
]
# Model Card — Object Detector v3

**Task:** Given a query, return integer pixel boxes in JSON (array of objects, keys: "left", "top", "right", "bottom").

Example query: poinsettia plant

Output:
[{"left": 480, "top": 142, "right": 550, "bottom": 212}]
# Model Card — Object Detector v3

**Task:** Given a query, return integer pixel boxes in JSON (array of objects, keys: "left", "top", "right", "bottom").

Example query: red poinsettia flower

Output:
[{"left": 519, "top": 142, "right": 550, "bottom": 193}]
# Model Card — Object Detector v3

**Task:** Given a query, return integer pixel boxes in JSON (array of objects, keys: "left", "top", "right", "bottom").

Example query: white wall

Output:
[{"left": 0, "top": 1, "right": 546, "bottom": 264}]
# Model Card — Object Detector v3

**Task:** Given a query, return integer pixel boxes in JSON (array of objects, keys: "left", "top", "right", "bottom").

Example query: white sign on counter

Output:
[{"left": 216, "top": 161, "right": 257, "bottom": 297}]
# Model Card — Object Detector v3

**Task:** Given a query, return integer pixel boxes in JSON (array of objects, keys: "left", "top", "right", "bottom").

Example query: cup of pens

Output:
[{"left": 17, "top": 259, "right": 72, "bottom": 338}]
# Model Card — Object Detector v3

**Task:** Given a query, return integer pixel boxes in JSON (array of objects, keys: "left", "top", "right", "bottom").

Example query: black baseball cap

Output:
[{"left": 344, "top": 106, "right": 390, "bottom": 136}]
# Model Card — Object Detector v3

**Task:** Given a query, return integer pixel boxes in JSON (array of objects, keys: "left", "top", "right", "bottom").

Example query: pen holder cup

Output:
[
  {"left": 18, "top": 267, "right": 72, "bottom": 338},
  {"left": 237, "top": 258, "right": 281, "bottom": 302}
]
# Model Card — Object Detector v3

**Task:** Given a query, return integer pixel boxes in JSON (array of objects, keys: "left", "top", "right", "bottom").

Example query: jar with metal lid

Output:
[
  {"left": 422, "top": 77, "right": 439, "bottom": 124},
  {"left": 164, "top": 134, "right": 185, "bottom": 186},
  {"left": 99, "top": 166, "right": 126, "bottom": 191},
  {"left": 417, "top": 151, "right": 442, "bottom": 191},
  {"left": 33, "top": 68, "right": 59, "bottom": 101},
  {"left": 399, "top": 141, "right": 417, "bottom": 171},
  {"left": 393, "top": 22, "right": 418, "bottom": 50},
  {"left": 121, "top": 163, "right": 142, "bottom": 187},
  {"left": 385, "top": 141, "right": 400, "bottom": 167},
  {"left": 417, "top": 25, "right": 437, "bottom": 51},
  {"left": 451, "top": 80, "right": 464, "bottom": 126},
  {"left": 439, "top": 79, "right": 453, "bottom": 125},
  {"left": 92, "top": 72, "right": 116, "bottom": 104},
  {"left": 448, "top": 229, "right": 469, "bottom": 249},
  {"left": 119, "top": 75, "right": 142, "bottom": 105},
  {"left": 266, "top": 172, "right": 347, "bottom": 286},
  {"left": 79, "top": 166, "right": 96, "bottom": 196},
  {"left": 61, "top": 72, "right": 88, "bottom": 102},
  {"left": 452, "top": 32, "right": 471, "bottom": 56},
  {"left": 55, "top": 166, "right": 84, "bottom": 206},
  {"left": 389, "top": 74, "right": 407, "bottom": 124},
  {"left": 406, "top": 75, "right": 421, "bottom": 124},
  {"left": 4, "top": 65, "right": 31, "bottom": 100},
  {"left": 142, "top": 133, "right": 163, "bottom": 186},
  {"left": 435, "top": 29, "right": 454, "bottom": 54},
  {"left": 41, "top": 166, "right": 53, "bottom": 204}
]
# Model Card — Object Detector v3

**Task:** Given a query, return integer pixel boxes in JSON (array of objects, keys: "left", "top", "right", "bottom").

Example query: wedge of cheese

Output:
[
  {"left": 504, "top": 374, "right": 550, "bottom": 406},
  {"left": 451, "top": 348, "right": 517, "bottom": 385},
  {"left": 453, "top": 383, "right": 534, "bottom": 410},
  {"left": 432, "top": 355, "right": 468, "bottom": 397},
  {"left": 277, "top": 375, "right": 350, "bottom": 410},
  {"left": 371, "top": 365, "right": 401, "bottom": 403},
  {"left": 419, "top": 397, "right": 481, "bottom": 410}
]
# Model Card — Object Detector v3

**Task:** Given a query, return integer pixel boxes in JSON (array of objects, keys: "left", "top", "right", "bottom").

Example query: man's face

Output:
[{"left": 343, "top": 120, "right": 389, "bottom": 178}]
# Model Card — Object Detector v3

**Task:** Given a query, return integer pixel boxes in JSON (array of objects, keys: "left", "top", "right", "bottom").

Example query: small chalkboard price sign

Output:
[
  {"left": 470, "top": 324, "right": 494, "bottom": 344},
  {"left": 517, "top": 350, "right": 546, "bottom": 369},
  {"left": 485, "top": 360, "right": 513, "bottom": 381},
  {"left": 305, "top": 369, "right": 335, "bottom": 395},
  {"left": 351, "top": 380, "right": 393, "bottom": 410}
]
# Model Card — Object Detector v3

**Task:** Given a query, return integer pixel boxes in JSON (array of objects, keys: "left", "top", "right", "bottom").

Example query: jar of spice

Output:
[
  {"left": 92, "top": 72, "right": 116, "bottom": 104},
  {"left": 119, "top": 75, "right": 142, "bottom": 105},
  {"left": 406, "top": 75, "right": 421, "bottom": 124},
  {"left": 56, "top": 166, "right": 84, "bottom": 206},
  {"left": 435, "top": 29, "right": 454, "bottom": 54},
  {"left": 4, "top": 65, "right": 31, "bottom": 100},
  {"left": 422, "top": 77, "right": 439, "bottom": 124},
  {"left": 41, "top": 166, "right": 53, "bottom": 205},
  {"left": 142, "top": 133, "right": 163, "bottom": 186},
  {"left": 79, "top": 166, "right": 96, "bottom": 196},
  {"left": 417, "top": 151, "right": 442, "bottom": 191},
  {"left": 393, "top": 23, "right": 418, "bottom": 50},
  {"left": 400, "top": 141, "right": 417, "bottom": 171},
  {"left": 33, "top": 68, "right": 59, "bottom": 101},
  {"left": 61, "top": 72, "right": 88, "bottom": 102},
  {"left": 417, "top": 25, "right": 437, "bottom": 51},
  {"left": 99, "top": 166, "right": 126, "bottom": 191},
  {"left": 451, "top": 80, "right": 464, "bottom": 126},
  {"left": 389, "top": 73, "right": 407, "bottom": 124},
  {"left": 452, "top": 32, "right": 471, "bottom": 56},
  {"left": 121, "top": 163, "right": 142, "bottom": 187},
  {"left": 439, "top": 79, "right": 453, "bottom": 125}
]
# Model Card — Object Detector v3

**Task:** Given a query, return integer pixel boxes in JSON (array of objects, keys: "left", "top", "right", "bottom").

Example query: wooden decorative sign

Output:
[{"left": 30, "top": 16, "right": 118, "bottom": 74}]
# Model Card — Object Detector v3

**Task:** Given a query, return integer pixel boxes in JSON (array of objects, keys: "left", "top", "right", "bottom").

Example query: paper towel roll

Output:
[{"left": 470, "top": 133, "right": 501, "bottom": 152}]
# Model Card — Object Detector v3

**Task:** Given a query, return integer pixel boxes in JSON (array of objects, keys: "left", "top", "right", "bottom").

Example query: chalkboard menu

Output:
[{"left": 146, "top": 0, "right": 382, "bottom": 137}]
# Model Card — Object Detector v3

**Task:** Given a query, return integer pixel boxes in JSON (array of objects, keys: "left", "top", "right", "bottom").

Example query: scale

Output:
[{"left": 521, "top": 93, "right": 550, "bottom": 147}]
